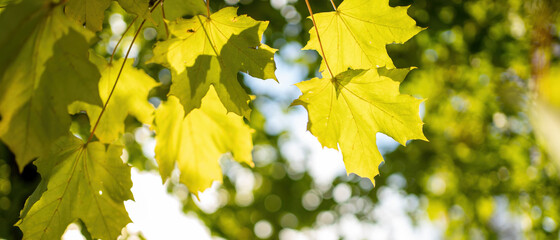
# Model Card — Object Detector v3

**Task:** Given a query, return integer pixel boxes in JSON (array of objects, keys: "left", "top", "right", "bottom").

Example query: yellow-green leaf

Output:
[
  {"left": 118, "top": 0, "right": 152, "bottom": 20},
  {"left": 0, "top": 25, "right": 101, "bottom": 170},
  {"left": 0, "top": 0, "right": 49, "bottom": 80},
  {"left": 0, "top": 1, "right": 93, "bottom": 137},
  {"left": 293, "top": 68, "right": 426, "bottom": 182},
  {"left": 303, "top": 0, "right": 422, "bottom": 75},
  {"left": 17, "top": 136, "right": 133, "bottom": 240},
  {"left": 149, "top": 7, "right": 276, "bottom": 118},
  {"left": 64, "top": 0, "right": 111, "bottom": 32},
  {"left": 163, "top": 0, "right": 206, "bottom": 20},
  {"left": 69, "top": 55, "right": 158, "bottom": 143},
  {"left": 145, "top": 0, "right": 206, "bottom": 40},
  {"left": 154, "top": 86, "right": 253, "bottom": 196}
]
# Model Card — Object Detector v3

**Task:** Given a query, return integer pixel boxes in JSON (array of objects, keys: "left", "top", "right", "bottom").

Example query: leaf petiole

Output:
[
  {"left": 161, "top": 0, "right": 169, "bottom": 38},
  {"left": 87, "top": 0, "right": 166, "bottom": 145},
  {"left": 304, "top": 0, "right": 335, "bottom": 78},
  {"left": 205, "top": 0, "right": 211, "bottom": 18},
  {"left": 110, "top": 16, "right": 138, "bottom": 64},
  {"left": 86, "top": 19, "right": 146, "bottom": 145},
  {"left": 329, "top": 0, "right": 337, "bottom": 10}
]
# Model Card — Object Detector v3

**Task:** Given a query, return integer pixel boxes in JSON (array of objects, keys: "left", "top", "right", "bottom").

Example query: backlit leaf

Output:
[
  {"left": 154, "top": 86, "right": 253, "bottom": 195},
  {"left": 69, "top": 55, "right": 158, "bottom": 143},
  {"left": 64, "top": 0, "right": 111, "bottom": 32},
  {"left": 145, "top": 0, "right": 206, "bottom": 40},
  {"left": 149, "top": 7, "right": 276, "bottom": 118},
  {"left": 17, "top": 136, "right": 133, "bottom": 240},
  {"left": 118, "top": 0, "right": 150, "bottom": 19},
  {"left": 293, "top": 68, "right": 426, "bottom": 182},
  {"left": 0, "top": 22, "right": 101, "bottom": 170},
  {"left": 303, "top": 0, "right": 422, "bottom": 75}
]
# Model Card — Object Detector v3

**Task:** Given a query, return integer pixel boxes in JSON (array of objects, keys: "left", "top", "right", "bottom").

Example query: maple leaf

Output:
[
  {"left": 146, "top": 0, "right": 206, "bottom": 40},
  {"left": 118, "top": 0, "right": 151, "bottom": 19},
  {"left": 154, "top": 86, "right": 253, "bottom": 196},
  {"left": 293, "top": 68, "right": 426, "bottom": 182},
  {"left": 149, "top": 7, "right": 277, "bottom": 118},
  {"left": 69, "top": 55, "right": 159, "bottom": 143},
  {"left": 64, "top": 0, "right": 111, "bottom": 32},
  {"left": 303, "top": 0, "right": 422, "bottom": 75},
  {"left": 0, "top": 1, "right": 92, "bottom": 92},
  {"left": 162, "top": 0, "right": 206, "bottom": 20},
  {"left": 17, "top": 136, "right": 133, "bottom": 240},
  {"left": 0, "top": 14, "right": 101, "bottom": 171}
]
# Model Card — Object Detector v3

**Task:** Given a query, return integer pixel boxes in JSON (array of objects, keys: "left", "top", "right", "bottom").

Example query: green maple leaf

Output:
[
  {"left": 118, "top": 0, "right": 150, "bottom": 19},
  {"left": 293, "top": 68, "right": 426, "bottom": 182},
  {"left": 145, "top": 0, "right": 206, "bottom": 40},
  {"left": 64, "top": 0, "right": 111, "bottom": 32},
  {"left": 0, "top": 12, "right": 101, "bottom": 171},
  {"left": 149, "top": 7, "right": 277, "bottom": 118},
  {"left": 162, "top": 0, "right": 206, "bottom": 20},
  {"left": 303, "top": 0, "right": 422, "bottom": 75},
  {"left": 17, "top": 136, "right": 133, "bottom": 240},
  {"left": 0, "top": 0, "right": 93, "bottom": 92},
  {"left": 154, "top": 86, "right": 253, "bottom": 195},
  {"left": 69, "top": 55, "right": 159, "bottom": 143}
]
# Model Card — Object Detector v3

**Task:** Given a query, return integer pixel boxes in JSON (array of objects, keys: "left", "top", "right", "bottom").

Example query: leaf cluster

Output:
[{"left": 0, "top": 0, "right": 426, "bottom": 238}]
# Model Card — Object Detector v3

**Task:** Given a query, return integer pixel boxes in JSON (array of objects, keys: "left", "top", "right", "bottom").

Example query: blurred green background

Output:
[{"left": 2, "top": 0, "right": 560, "bottom": 239}]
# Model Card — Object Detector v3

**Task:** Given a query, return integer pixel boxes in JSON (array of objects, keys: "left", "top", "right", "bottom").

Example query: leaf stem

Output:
[
  {"left": 150, "top": 0, "right": 164, "bottom": 13},
  {"left": 86, "top": 19, "right": 147, "bottom": 145},
  {"left": 86, "top": 0, "right": 166, "bottom": 144},
  {"left": 304, "top": 0, "right": 335, "bottom": 78},
  {"left": 160, "top": 0, "right": 169, "bottom": 38},
  {"left": 205, "top": 0, "right": 211, "bottom": 18},
  {"left": 329, "top": 0, "right": 337, "bottom": 10},
  {"left": 110, "top": 16, "right": 138, "bottom": 64}
]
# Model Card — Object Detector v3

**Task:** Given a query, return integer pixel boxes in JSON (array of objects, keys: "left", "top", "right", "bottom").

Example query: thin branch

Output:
[
  {"left": 86, "top": 19, "right": 147, "bottom": 145},
  {"left": 110, "top": 16, "right": 138, "bottom": 64},
  {"left": 329, "top": 0, "right": 337, "bottom": 10},
  {"left": 304, "top": 0, "right": 335, "bottom": 78},
  {"left": 161, "top": 0, "right": 169, "bottom": 38},
  {"left": 87, "top": 0, "right": 173, "bottom": 144},
  {"left": 109, "top": 0, "right": 166, "bottom": 64},
  {"left": 150, "top": 0, "right": 164, "bottom": 13}
]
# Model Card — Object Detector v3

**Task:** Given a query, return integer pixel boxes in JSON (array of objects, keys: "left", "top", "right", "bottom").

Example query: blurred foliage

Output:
[
  {"left": 0, "top": 143, "right": 39, "bottom": 239},
  {"left": 179, "top": 0, "right": 560, "bottom": 239},
  {"left": 2, "top": 0, "right": 560, "bottom": 239}
]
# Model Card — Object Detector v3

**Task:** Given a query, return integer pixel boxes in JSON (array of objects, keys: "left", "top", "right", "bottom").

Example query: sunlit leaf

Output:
[
  {"left": 0, "top": 21, "right": 101, "bottom": 170},
  {"left": 149, "top": 7, "right": 276, "bottom": 118},
  {"left": 293, "top": 68, "right": 426, "bottom": 181},
  {"left": 118, "top": 0, "right": 150, "bottom": 19},
  {"left": 64, "top": 0, "right": 111, "bottom": 32},
  {"left": 144, "top": 0, "right": 206, "bottom": 40},
  {"left": 163, "top": 0, "right": 206, "bottom": 20},
  {"left": 69, "top": 55, "right": 158, "bottom": 143},
  {"left": 17, "top": 136, "right": 133, "bottom": 240},
  {"left": 303, "top": 0, "right": 422, "bottom": 75},
  {"left": 154, "top": 86, "right": 253, "bottom": 195}
]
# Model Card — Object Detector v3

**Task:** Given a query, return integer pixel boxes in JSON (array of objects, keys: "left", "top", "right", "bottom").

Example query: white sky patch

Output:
[
  {"left": 109, "top": 14, "right": 126, "bottom": 36},
  {"left": 124, "top": 169, "right": 211, "bottom": 239},
  {"left": 135, "top": 126, "right": 156, "bottom": 159}
]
